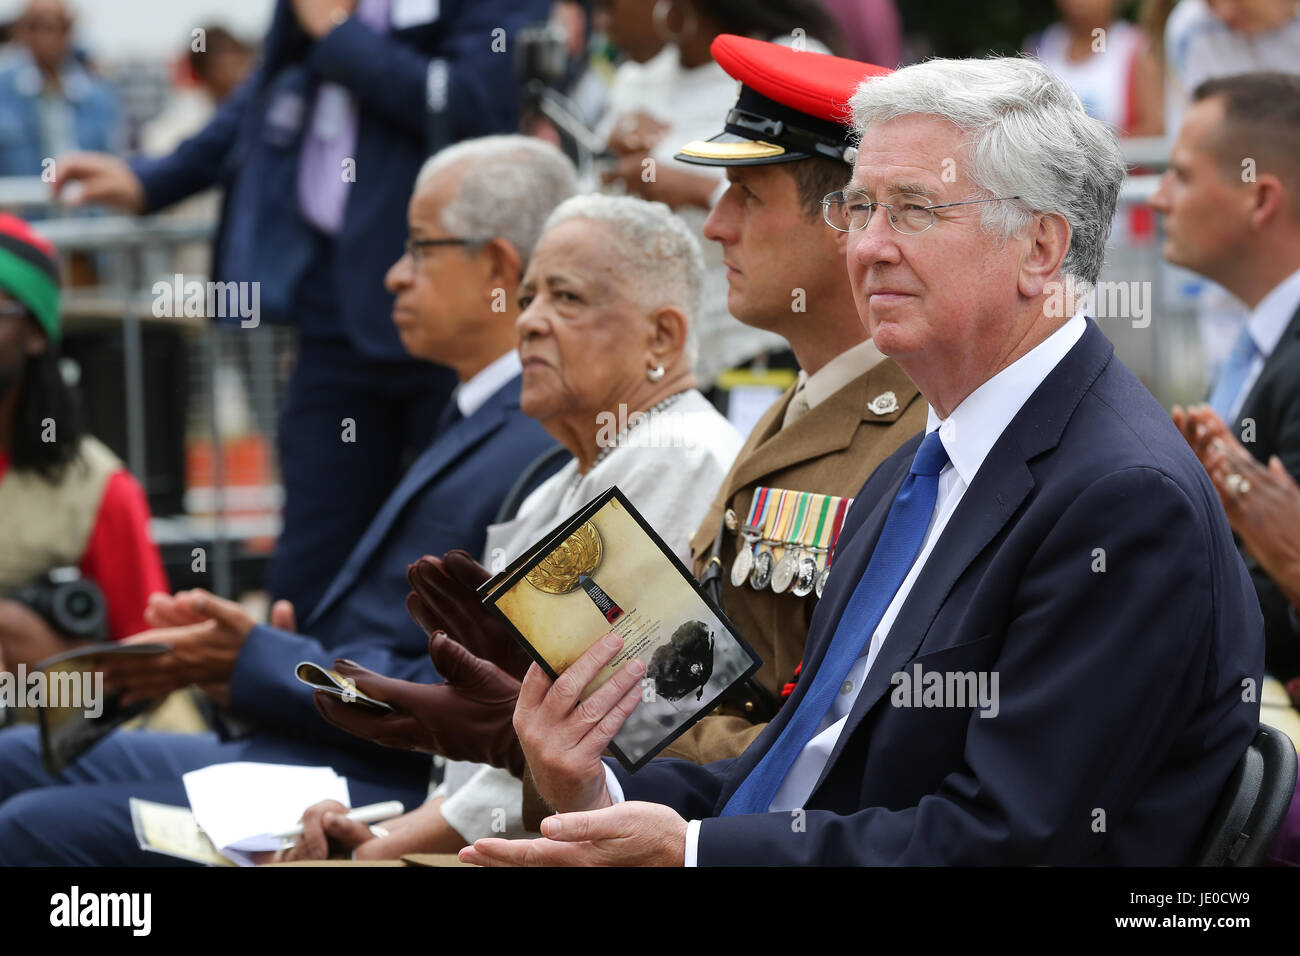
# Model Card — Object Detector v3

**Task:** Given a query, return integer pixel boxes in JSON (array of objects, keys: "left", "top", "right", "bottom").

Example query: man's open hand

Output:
[
  {"left": 459, "top": 801, "right": 687, "bottom": 867},
  {"left": 314, "top": 630, "right": 526, "bottom": 775},
  {"left": 102, "top": 590, "right": 256, "bottom": 705},
  {"left": 513, "top": 633, "right": 645, "bottom": 814}
]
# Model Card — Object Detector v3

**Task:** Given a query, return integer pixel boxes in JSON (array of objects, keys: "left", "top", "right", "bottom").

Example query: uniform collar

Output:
[{"left": 786, "top": 338, "right": 888, "bottom": 428}]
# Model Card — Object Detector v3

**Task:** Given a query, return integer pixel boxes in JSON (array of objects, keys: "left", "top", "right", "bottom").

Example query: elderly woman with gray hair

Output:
[{"left": 284, "top": 193, "right": 743, "bottom": 860}]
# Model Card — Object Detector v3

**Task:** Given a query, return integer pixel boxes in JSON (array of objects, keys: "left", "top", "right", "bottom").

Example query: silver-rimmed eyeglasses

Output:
[{"left": 821, "top": 189, "right": 1022, "bottom": 235}]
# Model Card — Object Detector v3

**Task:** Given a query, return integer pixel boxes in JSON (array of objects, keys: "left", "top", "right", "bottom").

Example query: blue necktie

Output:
[
  {"left": 1208, "top": 325, "right": 1259, "bottom": 423},
  {"left": 721, "top": 429, "right": 950, "bottom": 816}
]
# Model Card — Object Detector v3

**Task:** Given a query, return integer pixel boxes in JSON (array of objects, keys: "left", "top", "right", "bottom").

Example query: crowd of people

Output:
[{"left": 0, "top": 0, "right": 1299, "bottom": 867}]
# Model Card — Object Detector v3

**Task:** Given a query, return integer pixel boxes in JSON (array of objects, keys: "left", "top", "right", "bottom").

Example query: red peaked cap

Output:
[{"left": 676, "top": 34, "right": 892, "bottom": 167}]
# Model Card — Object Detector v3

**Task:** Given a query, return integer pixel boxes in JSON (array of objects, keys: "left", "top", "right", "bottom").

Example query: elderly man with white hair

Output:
[{"left": 465, "top": 56, "right": 1265, "bottom": 867}]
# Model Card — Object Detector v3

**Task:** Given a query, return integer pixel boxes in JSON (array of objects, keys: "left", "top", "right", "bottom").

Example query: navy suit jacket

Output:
[
  {"left": 229, "top": 376, "right": 559, "bottom": 763},
  {"left": 1231, "top": 303, "right": 1300, "bottom": 681},
  {"left": 616, "top": 320, "right": 1264, "bottom": 865},
  {"left": 130, "top": 0, "right": 549, "bottom": 360}
]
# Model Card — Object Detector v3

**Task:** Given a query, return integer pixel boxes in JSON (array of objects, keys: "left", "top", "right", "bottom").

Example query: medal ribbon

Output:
[
  {"left": 765, "top": 488, "right": 793, "bottom": 558},
  {"left": 809, "top": 493, "right": 834, "bottom": 563},
  {"left": 787, "top": 491, "right": 812, "bottom": 550},
  {"left": 825, "top": 496, "right": 852, "bottom": 569},
  {"left": 744, "top": 485, "right": 770, "bottom": 534}
]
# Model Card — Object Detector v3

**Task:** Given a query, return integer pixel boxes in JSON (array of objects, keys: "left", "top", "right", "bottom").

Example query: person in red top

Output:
[{"left": 0, "top": 213, "right": 167, "bottom": 670}]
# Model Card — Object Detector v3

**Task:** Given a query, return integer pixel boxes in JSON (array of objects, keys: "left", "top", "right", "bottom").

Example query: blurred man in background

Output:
[
  {"left": 0, "top": 0, "right": 120, "bottom": 176},
  {"left": 1156, "top": 72, "right": 1300, "bottom": 682},
  {"left": 50, "top": 0, "right": 550, "bottom": 622}
]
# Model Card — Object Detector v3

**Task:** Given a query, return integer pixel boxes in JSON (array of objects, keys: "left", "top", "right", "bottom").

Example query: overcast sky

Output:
[{"left": 1, "top": 0, "right": 275, "bottom": 60}]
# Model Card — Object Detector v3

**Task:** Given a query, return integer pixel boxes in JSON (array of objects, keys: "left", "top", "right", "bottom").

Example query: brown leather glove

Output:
[
  {"left": 405, "top": 550, "right": 532, "bottom": 681},
  {"left": 313, "top": 630, "right": 525, "bottom": 777}
]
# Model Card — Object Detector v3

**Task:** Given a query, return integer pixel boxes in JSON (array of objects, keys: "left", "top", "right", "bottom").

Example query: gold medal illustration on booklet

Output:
[
  {"left": 730, "top": 486, "right": 772, "bottom": 588},
  {"left": 771, "top": 489, "right": 809, "bottom": 595},
  {"left": 794, "top": 493, "right": 833, "bottom": 598},
  {"left": 815, "top": 496, "right": 854, "bottom": 599},
  {"left": 749, "top": 487, "right": 784, "bottom": 591},
  {"left": 525, "top": 521, "right": 625, "bottom": 624}
]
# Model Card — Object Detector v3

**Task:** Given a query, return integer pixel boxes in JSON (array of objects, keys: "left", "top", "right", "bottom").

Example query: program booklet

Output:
[
  {"left": 31, "top": 642, "right": 169, "bottom": 774},
  {"left": 480, "top": 486, "right": 761, "bottom": 772}
]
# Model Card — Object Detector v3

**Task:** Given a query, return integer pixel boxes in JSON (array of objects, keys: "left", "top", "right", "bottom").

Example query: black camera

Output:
[{"left": 5, "top": 568, "right": 108, "bottom": 642}]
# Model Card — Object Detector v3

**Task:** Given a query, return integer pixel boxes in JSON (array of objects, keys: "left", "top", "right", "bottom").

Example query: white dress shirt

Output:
[
  {"left": 1224, "top": 266, "right": 1300, "bottom": 422},
  {"left": 603, "top": 311, "right": 1090, "bottom": 865},
  {"left": 454, "top": 349, "right": 522, "bottom": 419}
]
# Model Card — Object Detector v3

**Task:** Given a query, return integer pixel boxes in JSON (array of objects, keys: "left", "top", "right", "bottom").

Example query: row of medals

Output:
[{"left": 728, "top": 493, "right": 853, "bottom": 600}]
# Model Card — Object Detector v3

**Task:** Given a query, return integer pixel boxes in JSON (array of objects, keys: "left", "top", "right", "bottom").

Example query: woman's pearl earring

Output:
[{"left": 647, "top": 364, "right": 666, "bottom": 382}]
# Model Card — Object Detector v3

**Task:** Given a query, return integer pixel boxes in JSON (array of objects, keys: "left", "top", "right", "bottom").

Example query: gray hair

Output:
[
  {"left": 415, "top": 135, "right": 579, "bottom": 266},
  {"left": 540, "top": 194, "right": 702, "bottom": 366},
  {"left": 848, "top": 56, "right": 1125, "bottom": 295}
]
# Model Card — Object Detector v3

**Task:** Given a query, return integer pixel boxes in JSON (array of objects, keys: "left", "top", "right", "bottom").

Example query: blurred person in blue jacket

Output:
[
  {"left": 51, "top": 0, "right": 551, "bottom": 621},
  {"left": 0, "top": 0, "right": 120, "bottom": 176}
]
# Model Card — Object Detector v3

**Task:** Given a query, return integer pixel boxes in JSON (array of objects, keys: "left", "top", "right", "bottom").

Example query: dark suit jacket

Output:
[
  {"left": 1232, "top": 303, "right": 1300, "bottom": 681},
  {"left": 130, "top": 0, "right": 549, "bottom": 361},
  {"left": 616, "top": 320, "right": 1264, "bottom": 865},
  {"left": 229, "top": 376, "right": 559, "bottom": 763}
]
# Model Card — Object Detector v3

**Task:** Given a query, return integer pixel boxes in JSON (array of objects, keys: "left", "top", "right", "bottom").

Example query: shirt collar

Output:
[
  {"left": 1247, "top": 266, "right": 1300, "bottom": 359},
  {"left": 455, "top": 349, "right": 522, "bottom": 418},
  {"left": 925, "top": 311, "right": 1088, "bottom": 487}
]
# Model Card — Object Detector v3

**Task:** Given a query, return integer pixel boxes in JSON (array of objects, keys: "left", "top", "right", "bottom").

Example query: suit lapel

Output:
[
  {"left": 304, "top": 379, "right": 519, "bottom": 630},
  {"left": 807, "top": 320, "right": 1114, "bottom": 797},
  {"left": 1238, "top": 303, "right": 1300, "bottom": 426}
]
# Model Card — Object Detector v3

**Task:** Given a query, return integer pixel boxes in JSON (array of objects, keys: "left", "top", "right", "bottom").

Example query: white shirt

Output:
[
  {"left": 604, "top": 311, "right": 1090, "bottom": 864},
  {"left": 1225, "top": 266, "right": 1300, "bottom": 422},
  {"left": 454, "top": 350, "right": 522, "bottom": 419}
]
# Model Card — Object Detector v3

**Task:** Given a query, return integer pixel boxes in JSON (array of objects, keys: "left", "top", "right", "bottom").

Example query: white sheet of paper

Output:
[
  {"left": 392, "top": 0, "right": 439, "bottom": 29},
  {"left": 182, "top": 762, "right": 350, "bottom": 866}
]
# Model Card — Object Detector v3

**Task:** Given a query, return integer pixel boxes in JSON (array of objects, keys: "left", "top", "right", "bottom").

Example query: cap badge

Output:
[{"left": 867, "top": 391, "right": 899, "bottom": 415}]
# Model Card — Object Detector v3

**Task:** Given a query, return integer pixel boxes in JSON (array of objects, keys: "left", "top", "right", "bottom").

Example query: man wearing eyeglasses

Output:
[
  {"left": 466, "top": 56, "right": 1263, "bottom": 867},
  {"left": 0, "top": 136, "right": 573, "bottom": 866}
]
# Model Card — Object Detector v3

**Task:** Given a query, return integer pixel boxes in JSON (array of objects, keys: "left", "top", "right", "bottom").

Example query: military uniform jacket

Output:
[{"left": 665, "top": 355, "right": 925, "bottom": 763}]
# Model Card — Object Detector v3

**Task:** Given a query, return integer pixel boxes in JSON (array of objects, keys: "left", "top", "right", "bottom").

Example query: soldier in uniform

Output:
[{"left": 662, "top": 35, "right": 927, "bottom": 762}]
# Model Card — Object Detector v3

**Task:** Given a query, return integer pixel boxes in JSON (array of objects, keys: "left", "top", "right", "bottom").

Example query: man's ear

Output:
[
  {"left": 648, "top": 305, "right": 689, "bottom": 368},
  {"left": 483, "top": 238, "right": 523, "bottom": 299},
  {"left": 1248, "top": 174, "right": 1290, "bottom": 232},
  {"left": 1018, "top": 211, "right": 1071, "bottom": 299}
]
